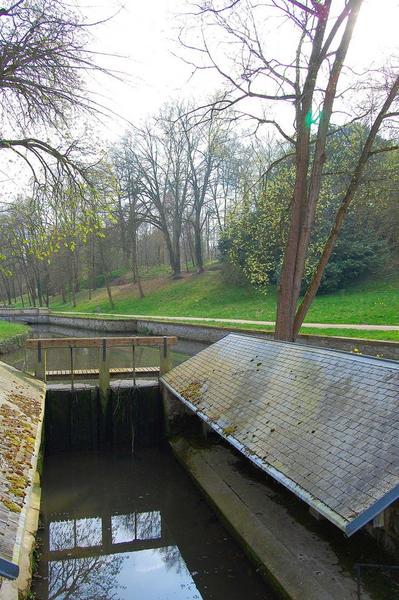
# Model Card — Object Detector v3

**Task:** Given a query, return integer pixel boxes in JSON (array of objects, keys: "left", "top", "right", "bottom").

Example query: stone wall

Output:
[
  {"left": 137, "top": 319, "right": 399, "bottom": 361},
  {"left": 49, "top": 315, "right": 138, "bottom": 333},
  {"left": 0, "top": 308, "right": 398, "bottom": 361}
]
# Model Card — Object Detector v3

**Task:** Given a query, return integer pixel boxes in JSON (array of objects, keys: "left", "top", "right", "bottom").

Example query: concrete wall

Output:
[
  {"left": 45, "top": 383, "right": 163, "bottom": 452},
  {"left": 137, "top": 319, "right": 399, "bottom": 361},
  {"left": 49, "top": 315, "right": 138, "bottom": 333},
  {"left": 0, "top": 309, "right": 398, "bottom": 361},
  {"left": 0, "top": 308, "right": 50, "bottom": 325}
]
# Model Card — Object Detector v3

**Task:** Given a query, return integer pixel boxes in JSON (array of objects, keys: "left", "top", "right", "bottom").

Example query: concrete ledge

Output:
[
  {"left": 0, "top": 362, "right": 45, "bottom": 599},
  {"left": 0, "top": 473, "right": 41, "bottom": 599},
  {"left": 171, "top": 438, "right": 371, "bottom": 600}
]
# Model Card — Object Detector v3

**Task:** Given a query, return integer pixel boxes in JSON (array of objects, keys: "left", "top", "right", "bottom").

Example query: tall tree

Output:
[
  {"left": 112, "top": 138, "right": 145, "bottom": 297},
  {"left": 126, "top": 104, "right": 192, "bottom": 278},
  {"left": 182, "top": 0, "right": 399, "bottom": 340}
]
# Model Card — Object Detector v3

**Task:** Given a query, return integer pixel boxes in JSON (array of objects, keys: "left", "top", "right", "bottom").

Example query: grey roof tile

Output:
[{"left": 162, "top": 334, "right": 399, "bottom": 535}]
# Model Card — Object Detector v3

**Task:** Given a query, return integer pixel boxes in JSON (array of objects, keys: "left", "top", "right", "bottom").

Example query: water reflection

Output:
[
  {"left": 46, "top": 511, "right": 201, "bottom": 599},
  {"left": 112, "top": 511, "right": 161, "bottom": 543},
  {"left": 49, "top": 518, "right": 102, "bottom": 551},
  {"left": 48, "top": 554, "right": 125, "bottom": 600},
  {"left": 48, "top": 546, "right": 201, "bottom": 600},
  {"left": 33, "top": 449, "right": 274, "bottom": 599}
]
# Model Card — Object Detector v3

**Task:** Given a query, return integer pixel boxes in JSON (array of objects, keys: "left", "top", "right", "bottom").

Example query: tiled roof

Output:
[
  {"left": 0, "top": 361, "right": 45, "bottom": 579},
  {"left": 162, "top": 334, "right": 399, "bottom": 535}
]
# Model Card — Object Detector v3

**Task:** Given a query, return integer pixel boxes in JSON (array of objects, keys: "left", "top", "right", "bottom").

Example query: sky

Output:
[
  {"left": 1, "top": 0, "right": 398, "bottom": 199},
  {"left": 77, "top": 0, "right": 222, "bottom": 136},
  {"left": 77, "top": 0, "right": 399, "bottom": 139}
]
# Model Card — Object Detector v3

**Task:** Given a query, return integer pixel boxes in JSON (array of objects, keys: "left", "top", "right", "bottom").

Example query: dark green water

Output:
[{"left": 32, "top": 448, "right": 276, "bottom": 600}]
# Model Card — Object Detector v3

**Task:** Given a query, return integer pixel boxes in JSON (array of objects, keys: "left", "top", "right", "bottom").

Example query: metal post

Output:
[
  {"left": 159, "top": 336, "right": 171, "bottom": 375},
  {"left": 34, "top": 340, "right": 46, "bottom": 381}
]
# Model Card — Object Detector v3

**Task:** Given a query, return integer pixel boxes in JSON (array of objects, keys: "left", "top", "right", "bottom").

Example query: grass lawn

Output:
[
  {"left": 12, "top": 266, "right": 399, "bottom": 345},
  {"left": 46, "top": 268, "right": 399, "bottom": 325},
  {"left": 0, "top": 321, "right": 29, "bottom": 340}
]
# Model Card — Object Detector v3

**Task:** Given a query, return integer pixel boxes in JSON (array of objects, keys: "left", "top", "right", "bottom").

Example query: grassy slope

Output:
[
  {"left": 0, "top": 321, "right": 29, "bottom": 339},
  {"left": 48, "top": 269, "right": 399, "bottom": 325}
]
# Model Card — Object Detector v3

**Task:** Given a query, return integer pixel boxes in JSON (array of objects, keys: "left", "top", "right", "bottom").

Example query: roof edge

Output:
[{"left": 346, "top": 484, "right": 399, "bottom": 536}]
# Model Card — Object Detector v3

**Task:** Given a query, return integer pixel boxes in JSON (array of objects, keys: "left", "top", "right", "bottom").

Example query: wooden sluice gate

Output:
[
  {"left": 26, "top": 336, "right": 177, "bottom": 388},
  {"left": 24, "top": 336, "right": 178, "bottom": 453}
]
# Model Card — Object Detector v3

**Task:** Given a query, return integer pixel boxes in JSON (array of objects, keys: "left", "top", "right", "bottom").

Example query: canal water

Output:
[
  {"left": 32, "top": 448, "right": 275, "bottom": 600},
  {"left": 3, "top": 324, "right": 275, "bottom": 599},
  {"left": 2, "top": 324, "right": 208, "bottom": 375}
]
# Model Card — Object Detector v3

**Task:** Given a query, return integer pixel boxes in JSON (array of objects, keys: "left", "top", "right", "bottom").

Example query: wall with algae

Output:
[{"left": 0, "top": 361, "right": 45, "bottom": 600}]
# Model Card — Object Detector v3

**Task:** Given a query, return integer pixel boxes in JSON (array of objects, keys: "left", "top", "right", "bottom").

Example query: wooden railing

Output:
[{"left": 26, "top": 336, "right": 177, "bottom": 390}]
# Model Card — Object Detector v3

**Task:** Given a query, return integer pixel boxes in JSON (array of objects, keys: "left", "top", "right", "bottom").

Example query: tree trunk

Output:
[
  {"left": 99, "top": 241, "right": 115, "bottom": 309},
  {"left": 70, "top": 251, "right": 77, "bottom": 308},
  {"left": 293, "top": 73, "right": 399, "bottom": 336},
  {"left": 193, "top": 214, "right": 204, "bottom": 273},
  {"left": 173, "top": 241, "right": 182, "bottom": 278},
  {"left": 275, "top": 1, "right": 362, "bottom": 341},
  {"left": 16, "top": 275, "right": 24, "bottom": 307},
  {"left": 131, "top": 224, "right": 144, "bottom": 298}
]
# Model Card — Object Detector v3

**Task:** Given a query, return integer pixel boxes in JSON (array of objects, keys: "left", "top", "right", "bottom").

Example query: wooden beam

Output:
[
  {"left": 160, "top": 336, "right": 172, "bottom": 375},
  {"left": 44, "top": 367, "right": 160, "bottom": 380},
  {"left": 98, "top": 339, "right": 110, "bottom": 399},
  {"left": 26, "top": 336, "right": 178, "bottom": 350},
  {"left": 34, "top": 340, "right": 46, "bottom": 381}
]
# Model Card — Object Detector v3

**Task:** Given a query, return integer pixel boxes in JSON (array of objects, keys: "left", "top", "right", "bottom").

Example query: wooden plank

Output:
[
  {"left": 46, "top": 367, "right": 159, "bottom": 375},
  {"left": 26, "top": 336, "right": 178, "bottom": 350},
  {"left": 34, "top": 342, "right": 46, "bottom": 382},
  {"left": 45, "top": 366, "right": 160, "bottom": 381},
  {"left": 160, "top": 337, "right": 172, "bottom": 375}
]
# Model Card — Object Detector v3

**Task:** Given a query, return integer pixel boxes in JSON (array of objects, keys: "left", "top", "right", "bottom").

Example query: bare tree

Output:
[
  {"left": 126, "top": 104, "right": 193, "bottom": 279},
  {"left": 181, "top": 0, "right": 399, "bottom": 340},
  {"left": 182, "top": 116, "right": 215, "bottom": 272},
  {"left": 0, "top": 0, "right": 112, "bottom": 188},
  {"left": 112, "top": 138, "right": 145, "bottom": 297}
]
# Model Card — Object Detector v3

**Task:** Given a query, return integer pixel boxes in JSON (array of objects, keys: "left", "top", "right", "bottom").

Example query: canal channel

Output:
[{"left": 2, "top": 325, "right": 277, "bottom": 599}]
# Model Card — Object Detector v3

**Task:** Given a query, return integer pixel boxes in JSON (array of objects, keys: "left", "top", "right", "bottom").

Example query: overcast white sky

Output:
[
  {"left": 1, "top": 0, "right": 398, "bottom": 199},
  {"left": 77, "top": 0, "right": 399, "bottom": 139},
  {"left": 77, "top": 0, "right": 222, "bottom": 137}
]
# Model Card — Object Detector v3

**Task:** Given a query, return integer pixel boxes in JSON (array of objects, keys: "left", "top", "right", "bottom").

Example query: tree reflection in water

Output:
[
  {"left": 158, "top": 545, "right": 186, "bottom": 575},
  {"left": 48, "top": 554, "right": 125, "bottom": 600},
  {"left": 46, "top": 511, "right": 200, "bottom": 600},
  {"left": 111, "top": 510, "right": 162, "bottom": 544},
  {"left": 48, "top": 518, "right": 126, "bottom": 600}
]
